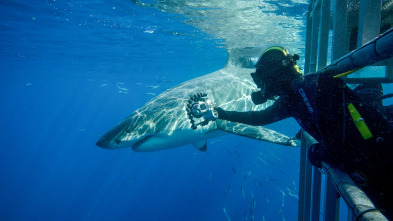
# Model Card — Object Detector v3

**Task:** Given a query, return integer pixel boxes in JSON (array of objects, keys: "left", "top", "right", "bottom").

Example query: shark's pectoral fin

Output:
[
  {"left": 193, "top": 140, "right": 207, "bottom": 151},
  {"left": 216, "top": 120, "right": 300, "bottom": 147}
]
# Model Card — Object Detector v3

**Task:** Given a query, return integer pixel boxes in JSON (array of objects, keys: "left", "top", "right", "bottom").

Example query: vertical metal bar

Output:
[
  {"left": 311, "top": 167, "right": 322, "bottom": 221},
  {"left": 357, "top": 0, "right": 390, "bottom": 84},
  {"left": 298, "top": 130, "right": 308, "bottom": 221},
  {"left": 317, "top": 0, "right": 330, "bottom": 70},
  {"left": 323, "top": 178, "right": 340, "bottom": 221},
  {"left": 309, "top": 0, "right": 321, "bottom": 73},
  {"left": 299, "top": 130, "right": 318, "bottom": 221},
  {"left": 331, "top": 0, "right": 349, "bottom": 60},
  {"left": 304, "top": 1, "right": 314, "bottom": 75},
  {"left": 300, "top": 0, "right": 326, "bottom": 219},
  {"left": 300, "top": 131, "right": 318, "bottom": 221},
  {"left": 304, "top": 151, "right": 313, "bottom": 221},
  {"left": 298, "top": 131, "right": 310, "bottom": 221},
  {"left": 357, "top": 0, "right": 381, "bottom": 46},
  {"left": 307, "top": 0, "right": 329, "bottom": 215},
  {"left": 347, "top": 209, "right": 355, "bottom": 221}
]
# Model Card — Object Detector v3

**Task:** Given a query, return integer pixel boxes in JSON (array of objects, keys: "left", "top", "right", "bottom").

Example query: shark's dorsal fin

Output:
[
  {"left": 216, "top": 120, "right": 300, "bottom": 147},
  {"left": 193, "top": 140, "right": 207, "bottom": 151}
]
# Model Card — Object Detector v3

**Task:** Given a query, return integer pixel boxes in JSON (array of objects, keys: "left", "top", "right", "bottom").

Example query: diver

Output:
[{"left": 213, "top": 46, "right": 393, "bottom": 219}]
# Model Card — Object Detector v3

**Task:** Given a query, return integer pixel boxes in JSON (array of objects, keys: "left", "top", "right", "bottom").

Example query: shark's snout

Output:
[
  {"left": 96, "top": 137, "right": 112, "bottom": 148},
  {"left": 96, "top": 119, "right": 132, "bottom": 149},
  {"left": 96, "top": 133, "right": 123, "bottom": 149}
]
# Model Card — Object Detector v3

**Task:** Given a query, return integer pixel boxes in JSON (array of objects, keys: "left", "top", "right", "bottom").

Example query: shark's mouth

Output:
[{"left": 132, "top": 135, "right": 153, "bottom": 150}]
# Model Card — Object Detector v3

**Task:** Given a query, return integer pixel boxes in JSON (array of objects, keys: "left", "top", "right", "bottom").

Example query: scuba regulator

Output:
[
  {"left": 186, "top": 93, "right": 218, "bottom": 130},
  {"left": 251, "top": 90, "right": 268, "bottom": 105}
]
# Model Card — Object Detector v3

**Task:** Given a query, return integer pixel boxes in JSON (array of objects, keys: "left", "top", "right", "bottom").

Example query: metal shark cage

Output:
[{"left": 299, "top": 0, "right": 393, "bottom": 220}]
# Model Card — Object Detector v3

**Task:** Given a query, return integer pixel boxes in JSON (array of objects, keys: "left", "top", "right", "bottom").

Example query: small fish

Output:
[
  {"left": 231, "top": 166, "right": 238, "bottom": 174},
  {"left": 290, "top": 176, "right": 297, "bottom": 191},
  {"left": 223, "top": 208, "right": 231, "bottom": 221},
  {"left": 116, "top": 84, "right": 129, "bottom": 94},
  {"left": 250, "top": 191, "right": 256, "bottom": 208},
  {"left": 144, "top": 29, "right": 154, "bottom": 34},
  {"left": 209, "top": 139, "right": 223, "bottom": 145},
  {"left": 226, "top": 149, "right": 233, "bottom": 157},
  {"left": 257, "top": 156, "right": 268, "bottom": 166},
  {"left": 116, "top": 85, "right": 128, "bottom": 90},
  {"left": 234, "top": 150, "right": 242, "bottom": 160},
  {"left": 207, "top": 171, "right": 213, "bottom": 183},
  {"left": 146, "top": 85, "right": 160, "bottom": 89},
  {"left": 276, "top": 187, "right": 286, "bottom": 197},
  {"left": 243, "top": 173, "right": 248, "bottom": 182},
  {"left": 161, "top": 79, "right": 175, "bottom": 83},
  {"left": 280, "top": 210, "right": 286, "bottom": 221},
  {"left": 288, "top": 189, "right": 299, "bottom": 200},
  {"left": 160, "top": 76, "right": 175, "bottom": 83},
  {"left": 250, "top": 207, "right": 254, "bottom": 221}
]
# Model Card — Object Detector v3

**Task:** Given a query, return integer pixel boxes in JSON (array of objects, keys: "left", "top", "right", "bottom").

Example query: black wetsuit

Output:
[{"left": 217, "top": 73, "right": 393, "bottom": 218}]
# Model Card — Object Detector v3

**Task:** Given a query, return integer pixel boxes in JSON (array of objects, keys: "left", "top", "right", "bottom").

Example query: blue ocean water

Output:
[{"left": 4, "top": 0, "right": 386, "bottom": 220}]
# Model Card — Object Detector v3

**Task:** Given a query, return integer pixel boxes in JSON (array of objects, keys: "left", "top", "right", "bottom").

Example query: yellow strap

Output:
[
  {"left": 347, "top": 103, "right": 373, "bottom": 140},
  {"left": 333, "top": 69, "right": 360, "bottom": 78},
  {"left": 262, "top": 46, "right": 287, "bottom": 56}
]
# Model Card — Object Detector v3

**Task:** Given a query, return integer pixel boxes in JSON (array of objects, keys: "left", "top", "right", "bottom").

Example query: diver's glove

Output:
[{"left": 214, "top": 107, "right": 226, "bottom": 119}]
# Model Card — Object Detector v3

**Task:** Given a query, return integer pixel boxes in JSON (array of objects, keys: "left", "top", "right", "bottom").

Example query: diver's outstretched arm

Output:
[{"left": 216, "top": 98, "right": 290, "bottom": 126}]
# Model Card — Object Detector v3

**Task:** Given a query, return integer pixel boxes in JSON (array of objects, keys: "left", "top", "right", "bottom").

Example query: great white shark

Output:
[
  {"left": 96, "top": 0, "right": 307, "bottom": 151},
  {"left": 96, "top": 63, "right": 300, "bottom": 152}
]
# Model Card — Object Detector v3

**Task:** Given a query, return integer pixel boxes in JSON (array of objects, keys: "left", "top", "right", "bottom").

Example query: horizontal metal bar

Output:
[{"left": 321, "top": 162, "right": 388, "bottom": 220}]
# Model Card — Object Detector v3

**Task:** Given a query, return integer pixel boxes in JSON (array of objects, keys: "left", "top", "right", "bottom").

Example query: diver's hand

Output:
[{"left": 214, "top": 107, "right": 226, "bottom": 119}]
